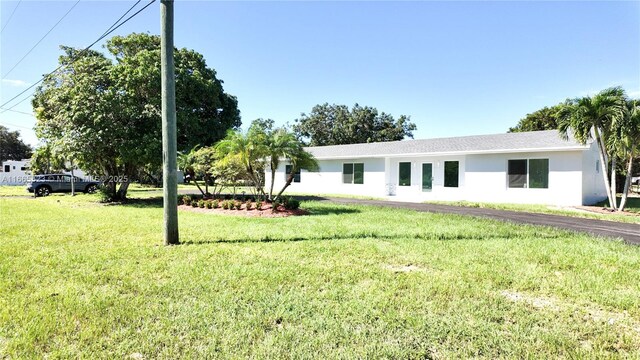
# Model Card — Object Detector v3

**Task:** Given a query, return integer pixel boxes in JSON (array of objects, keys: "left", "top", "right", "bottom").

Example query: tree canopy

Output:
[
  {"left": 32, "top": 33, "right": 240, "bottom": 200},
  {"left": 0, "top": 125, "right": 32, "bottom": 163},
  {"left": 293, "top": 103, "right": 416, "bottom": 146},
  {"left": 508, "top": 105, "right": 563, "bottom": 133}
]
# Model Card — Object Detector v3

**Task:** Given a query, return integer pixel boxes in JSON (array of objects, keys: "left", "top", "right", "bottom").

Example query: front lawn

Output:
[
  {"left": 427, "top": 199, "right": 640, "bottom": 224},
  {"left": 1, "top": 194, "right": 639, "bottom": 358}
]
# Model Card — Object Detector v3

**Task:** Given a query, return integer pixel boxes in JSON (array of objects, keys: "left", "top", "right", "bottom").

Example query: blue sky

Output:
[{"left": 1, "top": 0, "right": 639, "bottom": 147}]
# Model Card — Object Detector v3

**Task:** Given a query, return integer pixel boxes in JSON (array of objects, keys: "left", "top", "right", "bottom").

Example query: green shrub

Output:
[
  {"left": 212, "top": 200, "right": 219, "bottom": 209},
  {"left": 222, "top": 200, "right": 229, "bottom": 210},
  {"left": 191, "top": 200, "right": 199, "bottom": 208},
  {"left": 245, "top": 201, "right": 252, "bottom": 210},
  {"left": 255, "top": 201, "right": 262, "bottom": 210},
  {"left": 205, "top": 200, "right": 213, "bottom": 209},
  {"left": 183, "top": 195, "right": 192, "bottom": 206},
  {"left": 228, "top": 201, "right": 235, "bottom": 210},
  {"left": 97, "top": 185, "right": 113, "bottom": 203},
  {"left": 236, "top": 201, "right": 243, "bottom": 210},
  {"left": 285, "top": 198, "right": 300, "bottom": 210},
  {"left": 272, "top": 200, "right": 280, "bottom": 213},
  {"left": 198, "top": 200, "right": 205, "bottom": 208}
]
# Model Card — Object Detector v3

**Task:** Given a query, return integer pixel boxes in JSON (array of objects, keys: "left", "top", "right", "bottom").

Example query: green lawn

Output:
[
  {"left": 427, "top": 198, "right": 640, "bottom": 224},
  {"left": 1, "top": 193, "right": 639, "bottom": 358}
]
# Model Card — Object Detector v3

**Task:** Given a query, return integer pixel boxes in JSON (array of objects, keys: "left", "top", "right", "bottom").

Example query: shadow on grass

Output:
[
  {"left": 110, "top": 197, "right": 164, "bottom": 209},
  {"left": 180, "top": 230, "right": 563, "bottom": 246}
]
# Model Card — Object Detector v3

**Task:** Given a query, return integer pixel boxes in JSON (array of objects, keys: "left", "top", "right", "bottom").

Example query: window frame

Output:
[
  {"left": 398, "top": 162, "right": 411, "bottom": 186},
  {"left": 285, "top": 165, "right": 301, "bottom": 183},
  {"left": 507, "top": 158, "right": 549, "bottom": 189},
  {"left": 443, "top": 161, "right": 459, "bottom": 188},
  {"left": 342, "top": 162, "right": 364, "bottom": 184}
]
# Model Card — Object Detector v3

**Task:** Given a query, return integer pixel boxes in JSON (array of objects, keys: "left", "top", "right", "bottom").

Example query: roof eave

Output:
[{"left": 311, "top": 146, "right": 590, "bottom": 160}]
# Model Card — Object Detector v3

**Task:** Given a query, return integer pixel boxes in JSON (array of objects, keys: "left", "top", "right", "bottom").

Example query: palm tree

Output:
[
  {"left": 265, "top": 128, "right": 299, "bottom": 201},
  {"left": 177, "top": 145, "right": 206, "bottom": 196},
  {"left": 274, "top": 146, "right": 319, "bottom": 201},
  {"left": 215, "top": 129, "right": 268, "bottom": 197},
  {"left": 557, "top": 87, "right": 626, "bottom": 210},
  {"left": 613, "top": 99, "right": 640, "bottom": 211}
]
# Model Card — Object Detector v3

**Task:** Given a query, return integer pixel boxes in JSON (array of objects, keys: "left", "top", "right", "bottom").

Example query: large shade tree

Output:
[
  {"left": 0, "top": 125, "right": 32, "bottom": 163},
  {"left": 32, "top": 33, "right": 240, "bottom": 200},
  {"left": 294, "top": 103, "right": 416, "bottom": 146},
  {"left": 508, "top": 105, "right": 563, "bottom": 133}
]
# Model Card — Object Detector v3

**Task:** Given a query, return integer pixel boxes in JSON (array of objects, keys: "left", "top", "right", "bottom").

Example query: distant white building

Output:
[
  {"left": 265, "top": 130, "right": 607, "bottom": 206},
  {"left": 0, "top": 159, "right": 32, "bottom": 185},
  {"left": 0, "top": 159, "right": 88, "bottom": 185}
]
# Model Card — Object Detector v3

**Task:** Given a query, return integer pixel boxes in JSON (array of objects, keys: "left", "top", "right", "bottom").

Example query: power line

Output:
[
  {"left": 0, "top": 121, "right": 33, "bottom": 130},
  {"left": 0, "top": 0, "right": 155, "bottom": 113},
  {"left": 2, "top": 0, "right": 82, "bottom": 79},
  {"left": 0, "top": 108, "right": 33, "bottom": 116},
  {"left": 1, "top": 0, "right": 22, "bottom": 34}
]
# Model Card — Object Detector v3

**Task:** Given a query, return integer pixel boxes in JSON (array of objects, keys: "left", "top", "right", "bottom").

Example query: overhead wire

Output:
[
  {"left": 0, "top": 0, "right": 23, "bottom": 34},
  {"left": 2, "top": 0, "right": 82, "bottom": 79},
  {"left": 0, "top": 0, "right": 155, "bottom": 114}
]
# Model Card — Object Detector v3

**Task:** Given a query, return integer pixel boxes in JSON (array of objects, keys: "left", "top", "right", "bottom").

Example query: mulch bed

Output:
[{"left": 178, "top": 203, "right": 308, "bottom": 218}]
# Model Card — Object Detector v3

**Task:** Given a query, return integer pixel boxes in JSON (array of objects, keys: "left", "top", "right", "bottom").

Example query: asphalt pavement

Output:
[{"left": 321, "top": 197, "right": 640, "bottom": 245}]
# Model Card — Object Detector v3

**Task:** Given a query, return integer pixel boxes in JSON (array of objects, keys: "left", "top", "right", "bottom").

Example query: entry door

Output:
[{"left": 422, "top": 163, "right": 433, "bottom": 192}]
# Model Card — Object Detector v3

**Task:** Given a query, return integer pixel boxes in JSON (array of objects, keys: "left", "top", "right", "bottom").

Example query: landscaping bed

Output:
[{"left": 177, "top": 195, "right": 308, "bottom": 217}]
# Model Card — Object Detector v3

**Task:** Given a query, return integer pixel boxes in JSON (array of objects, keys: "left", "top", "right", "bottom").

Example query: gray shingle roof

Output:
[{"left": 305, "top": 130, "right": 588, "bottom": 159}]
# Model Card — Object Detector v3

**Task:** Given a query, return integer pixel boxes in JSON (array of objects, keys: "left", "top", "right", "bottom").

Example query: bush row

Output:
[{"left": 177, "top": 195, "right": 300, "bottom": 211}]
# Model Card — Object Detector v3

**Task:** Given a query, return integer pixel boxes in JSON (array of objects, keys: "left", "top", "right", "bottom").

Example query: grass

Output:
[
  {"left": 1, "top": 193, "right": 640, "bottom": 358},
  {"left": 427, "top": 198, "right": 640, "bottom": 224}
]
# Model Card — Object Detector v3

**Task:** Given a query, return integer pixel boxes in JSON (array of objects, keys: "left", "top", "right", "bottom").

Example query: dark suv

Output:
[{"left": 27, "top": 174, "right": 99, "bottom": 197}]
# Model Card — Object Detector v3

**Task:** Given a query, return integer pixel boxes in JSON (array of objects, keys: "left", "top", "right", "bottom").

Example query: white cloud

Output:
[{"left": 1, "top": 79, "right": 30, "bottom": 87}]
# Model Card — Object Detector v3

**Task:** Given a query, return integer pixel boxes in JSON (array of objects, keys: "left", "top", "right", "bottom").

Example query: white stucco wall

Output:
[
  {"left": 463, "top": 151, "right": 583, "bottom": 206},
  {"left": 581, "top": 142, "right": 608, "bottom": 205},
  {"left": 266, "top": 158, "right": 388, "bottom": 197},
  {"left": 266, "top": 149, "right": 603, "bottom": 206}
]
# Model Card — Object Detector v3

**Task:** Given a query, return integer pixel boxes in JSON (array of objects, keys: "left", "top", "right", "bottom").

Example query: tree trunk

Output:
[
  {"left": 269, "top": 163, "right": 276, "bottom": 201},
  {"left": 187, "top": 169, "right": 205, "bottom": 197},
  {"left": 610, "top": 155, "right": 617, "bottom": 210},
  {"left": 593, "top": 127, "right": 615, "bottom": 210},
  {"left": 618, "top": 147, "right": 635, "bottom": 212},
  {"left": 70, "top": 165, "right": 75, "bottom": 196},
  {"left": 275, "top": 172, "right": 294, "bottom": 201},
  {"left": 106, "top": 180, "right": 117, "bottom": 200},
  {"left": 116, "top": 180, "right": 130, "bottom": 201}
]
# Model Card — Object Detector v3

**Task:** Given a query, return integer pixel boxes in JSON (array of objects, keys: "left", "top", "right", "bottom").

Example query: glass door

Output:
[{"left": 422, "top": 163, "right": 433, "bottom": 192}]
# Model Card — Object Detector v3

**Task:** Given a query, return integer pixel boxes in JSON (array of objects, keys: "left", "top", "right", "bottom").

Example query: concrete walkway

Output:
[{"left": 321, "top": 197, "right": 640, "bottom": 245}]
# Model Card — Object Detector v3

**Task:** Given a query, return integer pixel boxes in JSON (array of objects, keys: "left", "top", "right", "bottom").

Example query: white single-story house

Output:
[{"left": 265, "top": 130, "right": 607, "bottom": 206}]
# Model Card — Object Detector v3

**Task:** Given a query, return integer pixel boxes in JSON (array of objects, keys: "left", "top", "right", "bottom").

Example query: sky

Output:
[{"left": 1, "top": 0, "right": 639, "bottom": 147}]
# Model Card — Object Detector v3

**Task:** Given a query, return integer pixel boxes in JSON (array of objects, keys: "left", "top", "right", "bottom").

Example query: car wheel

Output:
[
  {"left": 85, "top": 184, "right": 98, "bottom": 194},
  {"left": 36, "top": 186, "right": 51, "bottom": 197}
]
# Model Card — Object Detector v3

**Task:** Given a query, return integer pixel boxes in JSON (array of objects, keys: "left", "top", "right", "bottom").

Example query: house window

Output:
[
  {"left": 20, "top": 167, "right": 27, "bottom": 171},
  {"left": 343, "top": 163, "right": 364, "bottom": 184},
  {"left": 508, "top": 159, "right": 527, "bottom": 188},
  {"left": 285, "top": 165, "right": 300, "bottom": 183},
  {"left": 399, "top": 162, "right": 411, "bottom": 186},
  {"left": 528, "top": 159, "right": 549, "bottom": 189},
  {"left": 4, "top": 165, "right": 10, "bottom": 172},
  {"left": 444, "top": 161, "right": 459, "bottom": 188},
  {"left": 508, "top": 159, "right": 549, "bottom": 189}
]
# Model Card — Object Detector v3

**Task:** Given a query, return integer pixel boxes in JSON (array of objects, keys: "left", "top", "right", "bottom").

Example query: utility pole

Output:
[{"left": 161, "top": 0, "right": 179, "bottom": 245}]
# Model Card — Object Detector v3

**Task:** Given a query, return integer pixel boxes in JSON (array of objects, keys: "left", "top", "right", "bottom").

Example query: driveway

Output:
[{"left": 321, "top": 197, "right": 640, "bottom": 245}]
